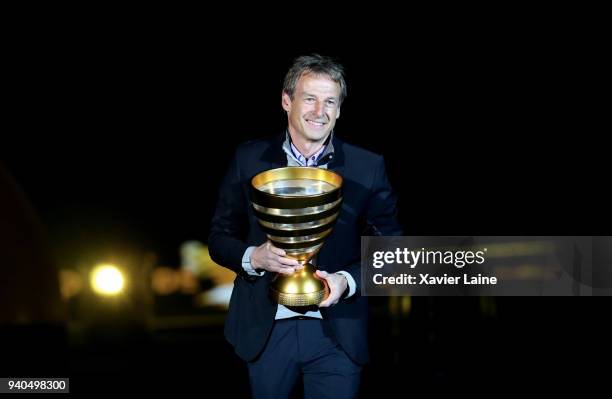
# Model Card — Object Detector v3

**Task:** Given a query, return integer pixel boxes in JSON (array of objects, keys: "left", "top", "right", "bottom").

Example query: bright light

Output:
[
  {"left": 285, "top": 283, "right": 298, "bottom": 294},
  {"left": 90, "top": 264, "right": 125, "bottom": 296},
  {"left": 303, "top": 282, "right": 316, "bottom": 293}
]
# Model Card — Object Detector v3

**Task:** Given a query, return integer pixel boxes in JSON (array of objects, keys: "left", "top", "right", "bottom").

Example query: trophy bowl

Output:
[{"left": 250, "top": 167, "right": 343, "bottom": 306}]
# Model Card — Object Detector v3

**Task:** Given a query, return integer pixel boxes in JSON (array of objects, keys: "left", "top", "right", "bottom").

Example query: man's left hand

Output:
[{"left": 316, "top": 270, "right": 348, "bottom": 308}]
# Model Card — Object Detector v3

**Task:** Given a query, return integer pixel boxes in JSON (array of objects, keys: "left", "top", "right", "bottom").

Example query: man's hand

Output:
[
  {"left": 251, "top": 241, "right": 303, "bottom": 275},
  {"left": 316, "top": 270, "right": 348, "bottom": 307}
]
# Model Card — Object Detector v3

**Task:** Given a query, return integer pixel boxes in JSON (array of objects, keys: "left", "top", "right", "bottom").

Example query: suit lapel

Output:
[
  {"left": 260, "top": 132, "right": 288, "bottom": 169},
  {"left": 328, "top": 135, "right": 345, "bottom": 177}
]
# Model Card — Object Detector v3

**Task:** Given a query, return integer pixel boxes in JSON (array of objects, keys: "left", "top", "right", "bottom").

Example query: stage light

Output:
[{"left": 90, "top": 264, "right": 125, "bottom": 296}]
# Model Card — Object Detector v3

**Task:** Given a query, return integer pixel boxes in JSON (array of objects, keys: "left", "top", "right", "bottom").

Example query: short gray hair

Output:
[{"left": 282, "top": 54, "right": 347, "bottom": 105}]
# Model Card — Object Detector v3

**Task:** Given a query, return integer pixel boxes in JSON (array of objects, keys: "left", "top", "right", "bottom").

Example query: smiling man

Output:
[
  {"left": 209, "top": 54, "right": 402, "bottom": 399},
  {"left": 282, "top": 63, "right": 343, "bottom": 158}
]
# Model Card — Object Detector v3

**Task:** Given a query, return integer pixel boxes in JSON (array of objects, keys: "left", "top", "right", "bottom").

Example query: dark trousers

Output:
[{"left": 247, "top": 318, "right": 362, "bottom": 399}]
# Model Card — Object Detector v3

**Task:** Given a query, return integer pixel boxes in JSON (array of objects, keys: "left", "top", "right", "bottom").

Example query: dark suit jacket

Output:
[{"left": 208, "top": 132, "right": 402, "bottom": 365}]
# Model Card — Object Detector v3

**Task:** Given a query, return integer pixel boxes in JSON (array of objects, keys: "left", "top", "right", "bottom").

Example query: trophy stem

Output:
[{"left": 269, "top": 263, "right": 329, "bottom": 306}]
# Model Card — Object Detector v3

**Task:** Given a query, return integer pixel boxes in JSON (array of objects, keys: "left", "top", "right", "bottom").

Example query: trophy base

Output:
[{"left": 269, "top": 263, "right": 329, "bottom": 306}]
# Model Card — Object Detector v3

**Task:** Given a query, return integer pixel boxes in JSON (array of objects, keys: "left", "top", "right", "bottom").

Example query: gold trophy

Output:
[{"left": 250, "top": 167, "right": 343, "bottom": 306}]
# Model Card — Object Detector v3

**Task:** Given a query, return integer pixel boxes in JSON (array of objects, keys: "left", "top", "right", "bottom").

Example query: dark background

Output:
[{"left": 2, "top": 13, "right": 609, "bottom": 395}]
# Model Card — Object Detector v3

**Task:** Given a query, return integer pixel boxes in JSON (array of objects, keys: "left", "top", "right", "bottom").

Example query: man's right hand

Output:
[{"left": 250, "top": 241, "right": 303, "bottom": 275}]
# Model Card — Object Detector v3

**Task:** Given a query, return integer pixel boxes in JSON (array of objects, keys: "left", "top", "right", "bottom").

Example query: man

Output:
[{"left": 209, "top": 54, "right": 402, "bottom": 399}]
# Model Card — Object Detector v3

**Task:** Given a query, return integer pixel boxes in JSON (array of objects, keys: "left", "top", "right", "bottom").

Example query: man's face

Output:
[{"left": 282, "top": 73, "right": 341, "bottom": 143}]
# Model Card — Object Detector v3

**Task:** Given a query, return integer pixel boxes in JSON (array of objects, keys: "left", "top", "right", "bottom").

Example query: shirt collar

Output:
[{"left": 282, "top": 130, "right": 335, "bottom": 167}]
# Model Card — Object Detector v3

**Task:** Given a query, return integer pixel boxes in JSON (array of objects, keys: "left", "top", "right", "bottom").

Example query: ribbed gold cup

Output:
[{"left": 250, "top": 167, "right": 343, "bottom": 306}]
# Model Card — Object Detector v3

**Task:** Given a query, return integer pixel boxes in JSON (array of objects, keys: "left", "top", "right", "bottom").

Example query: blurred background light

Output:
[{"left": 90, "top": 264, "right": 125, "bottom": 296}]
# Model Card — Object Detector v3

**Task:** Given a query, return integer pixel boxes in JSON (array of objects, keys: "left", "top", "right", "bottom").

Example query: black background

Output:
[
  {"left": 2, "top": 10, "right": 609, "bottom": 395},
  {"left": 5, "top": 22, "right": 607, "bottom": 264}
]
